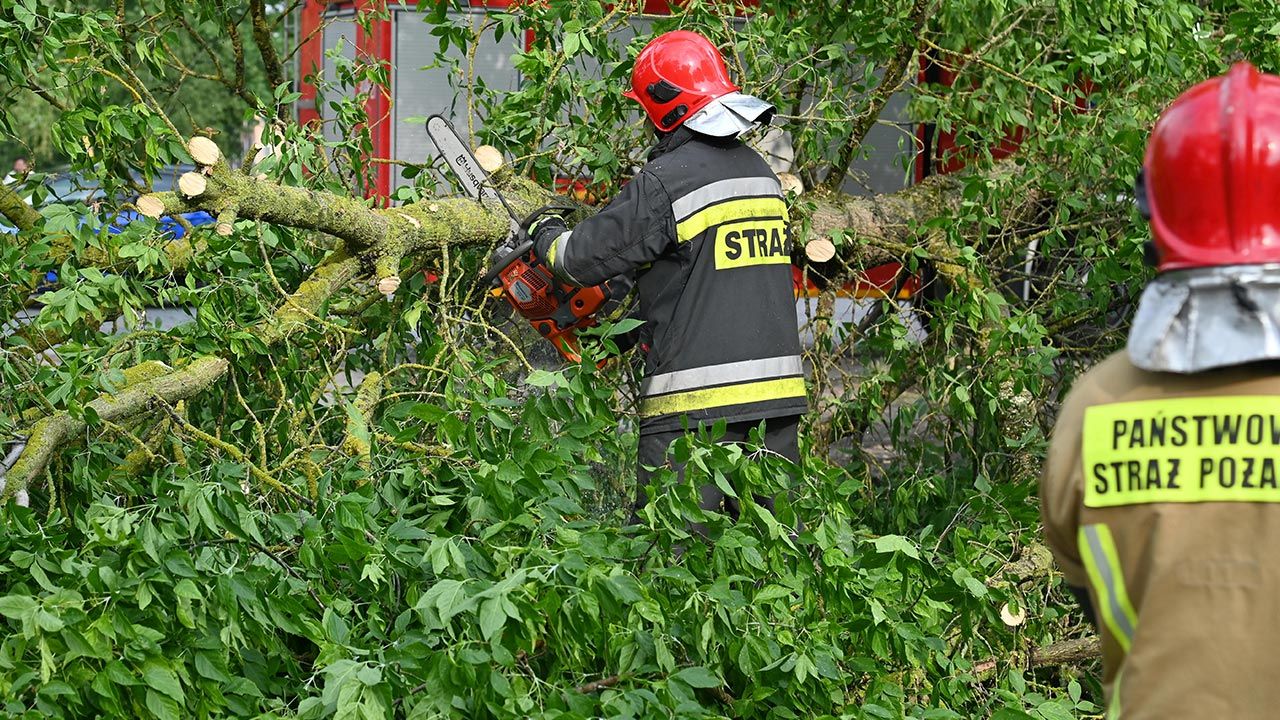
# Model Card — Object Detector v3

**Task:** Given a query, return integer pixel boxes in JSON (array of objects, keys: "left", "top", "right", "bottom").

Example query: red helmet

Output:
[
  {"left": 1141, "top": 62, "right": 1280, "bottom": 272},
  {"left": 624, "top": 30, "right": 738, "bottom": 132}
]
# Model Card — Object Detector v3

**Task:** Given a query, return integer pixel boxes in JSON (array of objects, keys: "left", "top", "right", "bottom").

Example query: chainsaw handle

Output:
[{"left": 482, "top": 237, "right": 534, "bottom": 286}]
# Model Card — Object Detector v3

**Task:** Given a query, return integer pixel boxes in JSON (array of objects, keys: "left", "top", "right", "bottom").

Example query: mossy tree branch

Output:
[
  {"left": 801, "top": 158, "right": 1032, "bottom": 284},
  {"left": 0, "top": 180, "right": 40, "bottom": 232},
  {"left": 136, "top": 140, "right": 552, "bottom": 269},
  {"left": 1, "top": 357, "right": 230, "bottom": 500},
  {"left": 341, "top": 371, "right": 384, "bottom": 472},
  {"left": 971, "top": 636, "right": 1100, "bottom": 678}
]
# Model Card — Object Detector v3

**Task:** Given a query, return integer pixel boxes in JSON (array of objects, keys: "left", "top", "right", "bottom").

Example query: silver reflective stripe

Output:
[
  {"left": 1083, "top": 525, "right": 1137, "bottom": 646},
  {"left": 641, "top": 355, "right": 803, "bottom": 397},
  {"left": 671, "top": 177, "right": 783, "bottom": 222}
]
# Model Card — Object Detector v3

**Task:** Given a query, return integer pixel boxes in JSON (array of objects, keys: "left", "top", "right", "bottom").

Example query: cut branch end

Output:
[
  {"left": 216, "top": 208, "right": 238, "bottom": 236},
  {"left": 779, "top": 172, "right": 804, "bottom": 196},
  {"left": 188, "top": 136, "right": 222, "bottom": 167},
  {"left": 805, "top": 238, "right": 836, "bottom": 263},
  {"left": 377, "top": 276, "right": 401, "bottom": 295},
  {"left": 475, "top": 145, "right": 504, "bottom": 174},
  {"left": 178, "top": 172, "right": 208, "bottom": 198},
  {"left": 137, "top": 195, "right": 166, "bottom": 219}
]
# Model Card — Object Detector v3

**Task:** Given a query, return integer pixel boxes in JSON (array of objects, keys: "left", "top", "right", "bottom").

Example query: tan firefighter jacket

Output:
[{"left": 1041, "top": 351, "right": 1280, "bottom": 718}]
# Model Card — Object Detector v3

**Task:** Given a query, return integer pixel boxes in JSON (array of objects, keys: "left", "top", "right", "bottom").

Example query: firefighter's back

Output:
[
  {"left": 1043, "top": 352, "right": 1280, "bottom": 717},
  {"left": 635, "top": 134, "right": 808, "bottom": 434}
]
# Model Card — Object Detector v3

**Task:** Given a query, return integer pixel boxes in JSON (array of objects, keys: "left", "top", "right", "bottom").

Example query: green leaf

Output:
[
  {"left": 360, "top": 559, "right": 385, "bottom": 587},
  {"left": 174, "top": 579, "right": 201, "bottom": 601},
  {"left": 873, "top": 534, "right": 920, "bottom": 559},
  {"left": 417, "top": 578, "right": 474, "bottom": 622},
  {"left": 525, "top": 369, "right": 564, "bottom": 388},
  {"left": 195, "top": 652, "right": 230, "bottom": 683},
  {"left": 1034, "top": 702, "right": 1077, "bottom": 720},
  {"left": 355, "top": 664, "right": 382, "bottom": 686},
  {"left": 0, "top": 595, "right": 37, "bottom": 620},
  {"left": 321, "top": 659, "right": 361, "bottom": 709},
  {"left": 487, "top": 410, "right": 514, "bottom": 430},
  {"left": 672, "top": 666, "right": 721, "bottom": 689},
  {"left": 35, "top": 609, "right": 63, "bottom": 632},
  {"left": 754, "top": 585, "right": 792, "bottom": 603},
  {"left": 141, "top": 659, "right": 184, "bottom": 703},
  {"left": 602, "top": 317, "right": 644, "bottom": 337},
  {"left": 478, "top": 597, "right": 507, "bottom": 641},
  {"left": 145, "top": 689, "right": 180, "bottom": 720},
  {"left": 408, "top": 403, "right": 448, "bottom": 423}
]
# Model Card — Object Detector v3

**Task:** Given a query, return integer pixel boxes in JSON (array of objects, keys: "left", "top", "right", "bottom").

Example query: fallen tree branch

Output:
[
  {"left": 971, "top": 636, "right": 1099, "bottom": 677},
  {"left": 1, "top": 357, "right": 229, "bottom": 499},
  {"left": 801, "top": 158, "right": 1031, "bottom": 284},
  {"left": 135, "top": 141, "right": 536, "bottom": 263},
  {"left": 136, "top": 135, "right": 1034, "bottom": 316}
]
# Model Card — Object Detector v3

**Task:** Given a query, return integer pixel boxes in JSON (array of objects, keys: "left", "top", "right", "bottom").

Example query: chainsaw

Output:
[{"left": 425, "top": 115, "right": 620, "bottom": 363}]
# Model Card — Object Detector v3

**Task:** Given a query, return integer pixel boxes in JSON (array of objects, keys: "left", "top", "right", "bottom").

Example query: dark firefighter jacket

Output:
[{"left": 533, "top": 128, "right": 809, "bottom": 434}]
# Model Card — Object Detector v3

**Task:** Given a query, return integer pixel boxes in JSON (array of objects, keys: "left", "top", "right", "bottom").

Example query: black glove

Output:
[
  {"left": 530, "top": 216, "right": 569, "bottom": 260},
  {"left": 521, "top": 206, "right": 572, "bottom": 261}
]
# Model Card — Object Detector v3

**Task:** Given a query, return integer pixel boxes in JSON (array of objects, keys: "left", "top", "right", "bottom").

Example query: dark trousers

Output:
[{"left": 632, "top": 415, "right": 801, "bottom": 531}]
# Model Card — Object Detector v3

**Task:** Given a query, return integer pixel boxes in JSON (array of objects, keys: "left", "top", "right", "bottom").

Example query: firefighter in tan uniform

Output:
[{"left": 1041, "top": 62, "right": 1280, "bottom": 719}]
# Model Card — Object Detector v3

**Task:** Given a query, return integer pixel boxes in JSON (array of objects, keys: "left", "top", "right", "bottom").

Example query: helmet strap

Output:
[
  {"left": 1134, "top": 169, "right": 1152, "bottom": 220},
  {"left": 1135, "top": 169, "right": 1161, "bottom": 268}
]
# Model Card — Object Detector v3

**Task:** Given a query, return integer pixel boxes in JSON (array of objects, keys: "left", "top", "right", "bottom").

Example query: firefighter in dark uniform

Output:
[
  {"left": 1041, "top": 62, "right": 1280, "bottom": 719},
  {"left": 529, "top": 30, "right": 808, "bottom": 525}
]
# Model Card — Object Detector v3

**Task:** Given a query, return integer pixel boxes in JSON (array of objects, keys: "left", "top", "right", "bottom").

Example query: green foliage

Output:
[
  {"left": 1, "top": 353, "right": 1091, "bottom": 719},
  {"left": 3, "top": 0, "right": 1280, "bottom": 718},
  {"left": 0, "top": 0, "right": 274, "bottom": 171}
]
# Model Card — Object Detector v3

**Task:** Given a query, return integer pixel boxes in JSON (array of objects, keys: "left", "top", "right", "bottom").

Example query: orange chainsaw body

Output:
[{"left": 490, "top": 251, "right": 611, "bottom": 363}]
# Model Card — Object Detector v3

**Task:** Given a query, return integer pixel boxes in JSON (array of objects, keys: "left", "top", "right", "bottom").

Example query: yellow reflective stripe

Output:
[
  {"left": 545, "top": 236, "right": 560, "bottom": 267},
  {"left": 642, "top": 355, "right": 804, "bottom": 397},
  {"left": 1107, "top": 668, "right": 1124, "bottom": 720},
  {"left": 1082, "top": 396, "right": 1280, "bottom": 507},
  {"left": 543, "top": 231, "right": 580, "bottom": 284},
  {"left": 675, "top": 197, "right": 787, "bottom": 243},
  {"left": 1078, "top": 524, "right": 1138, "bottom": 653},
  {"left": 639, "top": 377, "right": 807, "bottom": 418}
]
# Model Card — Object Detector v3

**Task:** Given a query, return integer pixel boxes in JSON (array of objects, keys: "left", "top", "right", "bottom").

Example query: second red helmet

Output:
[
  {"left": 624, "top": 30, "right": 738, "bottom": 132},
  {"left": 1141, "top": 62, "right": 1280, "bottom": 272}
]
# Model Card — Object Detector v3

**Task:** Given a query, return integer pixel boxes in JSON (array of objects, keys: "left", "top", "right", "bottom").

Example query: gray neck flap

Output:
[
  {"left": 1127, "top": 264, "right": 1280, "bottom": 374},
  {"left": 683, "top": 92, "right": 775, "bottom": 138}
]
